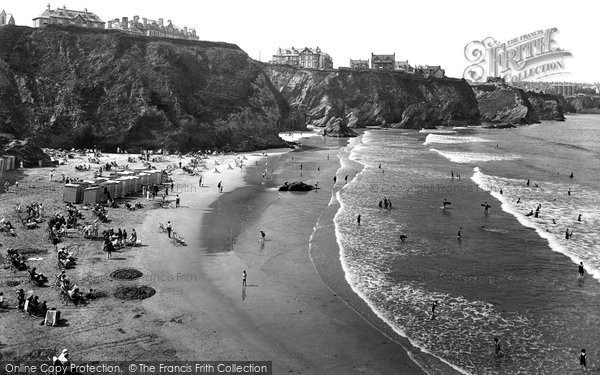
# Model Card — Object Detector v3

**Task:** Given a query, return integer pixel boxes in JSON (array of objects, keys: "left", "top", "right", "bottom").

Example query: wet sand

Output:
[{"left": 0, "top": 136, "right": 425, "bottom": 373}]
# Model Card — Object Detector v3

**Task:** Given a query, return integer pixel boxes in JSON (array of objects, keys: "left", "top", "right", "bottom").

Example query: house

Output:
[
  {"left": 271, "top": 47, "right": 333, "bottom": 69},
  {"left": 415, "top": 65, "right": 445, "bottom": 78},
  {"left": 395, "top": 60, "right": 414, "bottom": 73},
  {"left": 350, "top": 59, "right": 369, "bottom": 70},
  {"left": 33, "top": 4, "right": 104, "bottom": 29},
  {"left": 107, "top": 16, "right": 198, "bottom": 40},
  {"left": 0, "top": 10, "right": 15, "bottom": 26},
  {"left": 371, "top": 53, "right": 395, "bottom": 70}
]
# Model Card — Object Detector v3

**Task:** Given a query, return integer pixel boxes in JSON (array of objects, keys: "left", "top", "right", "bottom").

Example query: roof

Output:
[
  {"left": 371, "top": 53, "right": 395, "bottom": 63},
  {"left": 34, "top": 7, "right": 104, "bottom": 23}
]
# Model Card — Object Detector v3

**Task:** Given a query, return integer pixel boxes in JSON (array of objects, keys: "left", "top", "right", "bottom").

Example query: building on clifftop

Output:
[
  {"left": 371, "top": 53, "right": 395, "bottom": 70},
  {"left": 415, "top": 65, "right": 445, "bottom": 78},
  {"left": 350, "top": 59, "right": 369, "bottom": 70},
  {"left": 33, "top": 4, "right": 104, "bottom": 28},
  {"left": 271, "top": 47, "right": 333, "bottom": 70},
  {"left": 107, "top": 16, "right": 198, "bottom": 40},
  {"left": 394, "top": 60, "right": 415, "bottom": 73},
  {"left": 0, "top": 9, "right": 15, "bottom": 26}
]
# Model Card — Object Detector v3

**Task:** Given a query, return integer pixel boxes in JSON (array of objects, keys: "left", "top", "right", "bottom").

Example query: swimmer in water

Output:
[
  {"left": 516, "top": 197, "right": 521, "bottom": 204},
  {"left": 570, "top": 171, "right": 574, "bottom": 179},
  {"left": 494, "top": 338, "right": 504, "bottom": 358},
  {"left": 552, "top": 219, "right": 556, "bottom": 225},
  {"left": 481, "top": 225, "right": 485, "bottom": 231},
  {"left": 526, "top": 179, "right": 530, "bottom": 187},
  {"left": 579, "top": 348, "right": 587, "bottom": 371},
  {"left": 442, "top": 199, "right": 451, "bottom": 208},
  {"left": 565, "top": 228, "right": 570, "bottom": 240},
  {"left": 499, "top": 188, "right": 503, "bottom": 194},
  {"left": 568, "top": 188, "right": 571, "bottom": 196},
  {"left": 526, "top": 210, "right": 534, "bottom": 217},
  {"left": 578, "top": 214, "right": 582, "bottom": 222},
  {"left": 431, "top": 301, "right": 438, "bottom": 320},
  {"left": 399, "top": 234, "right": 407, "bottom": 243}
]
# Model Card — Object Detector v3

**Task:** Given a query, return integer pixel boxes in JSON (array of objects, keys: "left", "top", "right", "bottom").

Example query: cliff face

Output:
[
  {"left": 0, "top": 26, "right": 298, "bottom": 152},
  {"left": 264, "top": 65, "right": 480, "bottom": 130},
  {"left": 567, "top": 95, "right": 600, "bottom": 113},
  {"left": 472, "top": 84, "right": 565, "bottom": 124},
  {"left": 525, "top": 91, "right": 565, "bottom": 121}
]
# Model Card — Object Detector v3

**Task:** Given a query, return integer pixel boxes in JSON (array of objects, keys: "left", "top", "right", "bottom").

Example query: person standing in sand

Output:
[
  {"left": 260, "top": 231, "right": 266, "bottom": 242},
  {"left": 166, "top": 221, "right": 172, "bottom": 238},
  {"left": 242, "top": 270, "right": 247, "bottom": 287},
  {"left": 357, "top": 215, "right": 361, "bottom": 226},
  {"left": 578, "top": 262, "right": 585, "bottom": 279},
  {"left": 579, "top": 348, "right": 587, "bottom": 371},
  {"left": 431, "top": 301, "right": 438, "bottom": 320},
  {"left": 457, "top": 227, "right": 462, "bottom": 239},
  {"left": 175, "top": 195, "right": 180, "bottom": 208},
  {"left": 494, "top": 337, "right": 504, "bottom": 358}
]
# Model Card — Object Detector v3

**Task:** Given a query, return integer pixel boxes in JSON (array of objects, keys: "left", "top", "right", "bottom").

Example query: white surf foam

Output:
[
  {"left": 430, "top": 149, "right": 520, "bottom": 164},
  {"left": 423, "top": 134, "right": 491, "bottom": 146}
]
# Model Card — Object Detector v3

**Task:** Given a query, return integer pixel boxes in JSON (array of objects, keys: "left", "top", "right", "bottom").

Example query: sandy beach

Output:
[{"left": 0, "top": 133, "right": 425, "bottom": 374}]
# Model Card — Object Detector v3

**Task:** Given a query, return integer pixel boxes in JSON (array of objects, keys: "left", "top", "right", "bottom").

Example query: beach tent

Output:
[
  {"left": 138, "top": 173, "right": 150, "bottom": 187},
  {"left": 118, "top": 177, "right": 131, "bottom": 195},
  {"left": 83, "top": 187, "right": 100, "bottom": 205},
  {"left": 5, "top": 155, "right": 15, "bottom": 169},
  {"left": 0, "top": 158, "right": 4, "bottom": 172},
  {"left": 99, "top": 182, "right": 115, "bottom": 202},
  {"left": 131, "top": 176, "right": 142, "bottom": 192},
  {"left": 62, "top": 184, "right": 82, "bottom": 203},
  {"left": 106, "top": 180, "right": 122, "bottom": 198}
]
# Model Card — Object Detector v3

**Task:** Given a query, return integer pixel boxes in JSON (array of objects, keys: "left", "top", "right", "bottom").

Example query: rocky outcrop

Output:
[
  {"left": 472, "top": 83, "right": 567, "bottom": 124},
  {"left": 318, "top": 116, "right": 358, "bottom": 137},
  {"left": 264, "top": 65, "right": 480, "bottom": 130},
  {"left": 567, "top": 95, "right": 600, "bottom": 113},
  {"left": 525, "top": 91, "right": 565, "bottom": 121},
  {"left": 278, "top": 181, "right": 315, "bottom": 192},
  {"left": 472, "top": 83, "right": 537, "bottom": 124},
  {"left": 0, "top": 25, "right": 301, "bottom": 152},
  {"left": 2, "top": 138, "right": 53, "bottom": 167}
]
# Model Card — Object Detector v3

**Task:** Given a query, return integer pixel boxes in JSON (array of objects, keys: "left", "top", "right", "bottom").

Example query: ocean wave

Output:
[
  {"left": 423, "top": 134, "right": 491, "bottom": 146},
  {"left": 419, "top": 128, "right": 458, "bottom": 135},
  {"left": 471, "top": 167, "right": 600, "bottom": 281},
  {"left": 430, "top": 149, "right": 520, "bottom": 164}
]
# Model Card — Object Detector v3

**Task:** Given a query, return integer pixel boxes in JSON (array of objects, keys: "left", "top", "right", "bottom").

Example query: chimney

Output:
[
  {"left": 158, "top": 18, "right": 163, "bottom": 27},
  {"left": 183, "top": 26, "right": 187, "bottom": 34},
  {"left": 167, "top": 19, "right": 172, "bottom": 26},
  {"left": 47, "top": 3, "right": 51, "bottom": 10},
  {"left": 142, "top": 17, "right": 147, "bottom": 26},
  {"left": 133, "top": 15, "right": 139, "bottom": 24},
  {"left": 107, "top": 20, "right": 112, "bottom": 28},
  {"left": 122, "top": 16, "right": 128, "bottom": 28},
  {"left": 84, "top": 8, "right": 87, "bottom": 14}
]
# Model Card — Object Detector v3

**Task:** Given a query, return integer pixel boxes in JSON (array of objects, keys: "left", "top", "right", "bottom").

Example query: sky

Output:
[{"left": 2, "top": 0, "right": 598, "bottom": 82}]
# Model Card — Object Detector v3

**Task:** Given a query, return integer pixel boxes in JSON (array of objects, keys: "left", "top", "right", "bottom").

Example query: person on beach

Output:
[
  {"left": 568, "top": 188, "right": 572, "bottom": 196},
  {"left": 442, "top": 199, "right": 451, "bottom": 209},
  {"left": 166, "top": 221, "right": 172, "bottom": 238},
  {"left": 383, "top": 197, "right": 389, "bottom": 209},
  {"left": 494, "top": 338, "right": 504, "bottom": 358},
  {"left": 175, "top": 195, "right": 180, "bottom": 208},
  {"left": 199, "top": 176, "right": 203, "bottom": 187},
  {"left": 379, "top": 200, "right": 383, "bottom": 209},
  {"left": 217, "top": 181, "right": 221, "bottom": 192},
  {"left": 357, "top": 215, "right": 361, "bottom": 226},
  {"left": 500, "top": 188, "right": 503, "bottom": 195},
  {"left": 457, "top": 227, "right": 462, "bottom": 239},
  {"left": 578, "top": 214, "right": 582, "bottom": 222},
  {"left": 300, "top": 163, "right": 303, "bottom": 171},
  {"left": 260, "top": 231, "right": 266, "bottom": 241},
  {"left": 327, "top": 154, "right": 330, "bottom": 160},
  {"left": 565, "top": 228, "right": 570, "bottom": 240},
  {"left": 451, "top": 170, "right": 454, "bottom": 179},
  {"left": 526, "top": 210, "right": 534, "bottom": 217},
  {"left": 333, "top": 176, "right": 337, "bottom": 185},
  {"left": 578, "top": 262, "right": 585, "bottom": 279},
  {"left": 317, "top": 167, "right": 320, "bottom": 172},
  {"left": 242, "top": 270, "right": 247, "bottom": 287},
  {"left": 220, "top": 184, "right": 223, "bottom": 193},
  {"left": 344, "top": 175, "right": 348, "bottom": 183},
  {"left": 481, "top": 201, "right": 491, "bottom": 212},
  {"left": 579, "top": 348, "right": 587, "bottom": 371},
  {"left": 104, "top": 238, "right": 114, "bottom": 259},
  {"left": 516, "top": 197, "right": 521, "bottom": 204},
  {"left": 526, "top": 179, "right": 530, "bottom": 187},
  {"left": 431, "top": 301, "right": 438, "bottom": 320},
  {"left": 570, "top": 172, "right": 574, "bottom": 179}
]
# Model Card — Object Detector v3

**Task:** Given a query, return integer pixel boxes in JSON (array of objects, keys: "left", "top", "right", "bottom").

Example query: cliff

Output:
[
  {"left": 567, "top": 95, "right": 600, "bottom": 113},
  {"left": 264, "top": 65, "right": 480, "bottom": 130},
  {"left": 472, "top": 83, "right": 565, "bottom": 124},
  {"left": 0, "top": 25, "right": 299, "bottom": 152}
]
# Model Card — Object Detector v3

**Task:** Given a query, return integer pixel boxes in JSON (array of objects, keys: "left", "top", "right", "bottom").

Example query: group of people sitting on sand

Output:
[
  {"left": 28, "top": 267, "right": 49, "bottom": 286},
  {"left": 7, "top": 248, "right": 28, "bottom": 271},
  {"left": 57, "top": 247, "right": 76, "bottom": 269},
  {"left": 74, "top": 164, "right": 91, "bottom": 171},
  {"left": 0, "top": 217, "right": 16, "bottom": 236},
  {"left": 55, "top": 271, "right": 84, "bottom": 305},
  {"left": 103, "top": 228, "right": 138, "bottom": 249},
  {"left": 92, "top": 204, "right": 108, "bottom": 223},
  {"left": 16, "top": 289, "right": 49, "bottom": 317}
]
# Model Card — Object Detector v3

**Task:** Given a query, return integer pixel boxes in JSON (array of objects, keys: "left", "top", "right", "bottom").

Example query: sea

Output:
[{"left": 333, "top": 114, "right": 600, "bottom": 374}]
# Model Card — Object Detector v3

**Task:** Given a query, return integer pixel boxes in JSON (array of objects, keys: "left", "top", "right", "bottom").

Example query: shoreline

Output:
[{"left": 190, "top": 136, "right": 426, "bottom": 373}]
